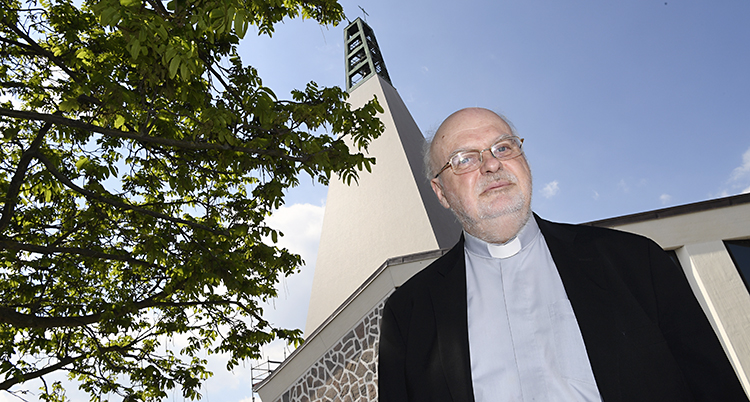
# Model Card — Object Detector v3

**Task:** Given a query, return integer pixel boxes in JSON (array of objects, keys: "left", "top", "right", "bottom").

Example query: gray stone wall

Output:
[{"left": 273, "top": 300, "right": 384, "bottom": 402}]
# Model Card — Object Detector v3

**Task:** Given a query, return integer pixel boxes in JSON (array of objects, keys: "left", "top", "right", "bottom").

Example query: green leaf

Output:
[
  {"left": 120, "top": 0, "right": 141, "bottom": 7},
  {"left": 129, "top": 40, "right": 142, "bottom": 60},
  {"left": 59, "top": 98, "right": 79, "bottom": 112},
  {"left": 234, "top": 9, "right": 248, "bottom": 38},
  {"left": 75, "top": 157, "right": 90, "bottom": 171},
  {"left": 165, "top": 44, "right": 177, "bottom": 63},
  {"left": 3, "top": 126, "right": 19, "bottom": 140},
  {"left": 114, "top": 115, "right": 126, "bottom": 128},
  {"left": 157, "top": 24, "right": 169, "bottom": 41},
  {"left": 169, "top": 55, "right": 181, "bottom": 79}
]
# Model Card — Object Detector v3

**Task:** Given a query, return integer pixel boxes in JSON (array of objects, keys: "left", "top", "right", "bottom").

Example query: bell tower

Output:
[
  {"left": 304, "top": 18, "right": 461, "bottom": 335},
  {"left": 345, "top": 17, "right": 392, "bottom": 92}
]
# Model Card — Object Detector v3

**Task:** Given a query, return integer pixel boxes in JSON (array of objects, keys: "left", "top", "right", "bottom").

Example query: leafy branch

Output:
[{"left": 0, "top": 0, "right": 383, "bottom": 400}]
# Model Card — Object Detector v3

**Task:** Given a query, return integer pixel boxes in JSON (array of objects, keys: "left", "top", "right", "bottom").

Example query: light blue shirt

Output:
[{"left": 465, "top": 217, "right": 601, "bottom": 402}]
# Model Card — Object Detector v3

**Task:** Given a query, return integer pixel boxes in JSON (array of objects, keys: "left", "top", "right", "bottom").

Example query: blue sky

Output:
[
  {"left": 247, "top": 0, "right": 750, "bottom": 224},
  {"left": 5, "top": 1, "right": 749, "bottom": 402}
]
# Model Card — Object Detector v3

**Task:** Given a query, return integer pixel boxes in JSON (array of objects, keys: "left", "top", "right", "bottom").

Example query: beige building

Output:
[
  {"left": 254, "top": 18, "right": 750, "bottom": 402},
  {"left": 304, "top": 18, "right": 461, "bottom": 337}
]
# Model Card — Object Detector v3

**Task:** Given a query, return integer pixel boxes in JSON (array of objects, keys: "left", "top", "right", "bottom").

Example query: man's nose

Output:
[{"left": 481, "top": 149, "right": 503, "bottom": 173}]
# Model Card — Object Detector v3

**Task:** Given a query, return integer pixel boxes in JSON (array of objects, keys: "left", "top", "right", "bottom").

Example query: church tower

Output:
[{"left": 304, "top": 18, "right": 461, "bottom": 335}]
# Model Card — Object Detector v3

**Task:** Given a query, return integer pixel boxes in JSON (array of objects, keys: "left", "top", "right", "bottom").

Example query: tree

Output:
[{"left": 0, "top": 0, "right": 384, "bottom": 399}]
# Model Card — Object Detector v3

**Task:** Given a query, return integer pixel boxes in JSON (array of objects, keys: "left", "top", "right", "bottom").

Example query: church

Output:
[{"left": 254, "top": 18, "right": 750, "bottom": 402}]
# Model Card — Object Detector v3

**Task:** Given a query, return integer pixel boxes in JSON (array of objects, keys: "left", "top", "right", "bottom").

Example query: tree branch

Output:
[
  {"left": 144, "top": 0, "right": 170, "bottom": 18},
  {"left": 0, "top": 35, "right": 37, "bottom": 53},
  {"left": 0, "top": 306, "right": 96, "bottom": 328},
  {"left": 0, "top": 338, "right": 149, "bottom": 392},
  {"left": 0, "top": 238, "right": 158, "bottom": 268},
  {"left": 0, "top": 119, "right": 52, "bottom": 233},
  {"left": 0, "top": 107, "right": 312, "bottom": 163},
  {"left": 203, "top": 56, "right": 242, "bottom": 104},
  {"left": 0, "top": 356, "right": 77, "bottom": 391},
  {"left": 34, "top": 151, "right": 226, "bottom": 235},
  {"left": 0, "top": 285, "right": 266, "bottom": 330},
  {"left": 0, "top": 17, "right": 81, "bottom": 83}
]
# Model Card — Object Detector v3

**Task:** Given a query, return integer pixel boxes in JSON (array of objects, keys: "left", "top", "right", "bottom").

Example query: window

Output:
[{"left": 724, "top": 240, "right": 750, "bottom": 294}]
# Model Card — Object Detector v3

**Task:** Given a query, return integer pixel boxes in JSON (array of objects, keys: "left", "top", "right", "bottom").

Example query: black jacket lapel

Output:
[
  {"left": 429, "top": 237, "right": 476, "bottom": 402},
  {"left": 536, "top": 215, "right": 622, "bottom": 402}
]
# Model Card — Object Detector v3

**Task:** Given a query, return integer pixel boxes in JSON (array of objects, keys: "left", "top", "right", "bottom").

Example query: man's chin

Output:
[{"left": 478, "top": 196, "right": 527, "bottom": 220}]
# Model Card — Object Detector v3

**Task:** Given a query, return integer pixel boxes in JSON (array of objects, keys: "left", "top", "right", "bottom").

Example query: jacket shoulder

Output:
[
  {"left": 385, "top": 239, "right": 464, "bottom": 306},
  {"left": 538, "top": 216, "right": 658, "bottom": 248}
]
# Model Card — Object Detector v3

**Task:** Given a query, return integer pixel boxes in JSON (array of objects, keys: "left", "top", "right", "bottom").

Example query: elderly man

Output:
[{"left": 378, "top": 108, "right": 747, "bottom": 402}]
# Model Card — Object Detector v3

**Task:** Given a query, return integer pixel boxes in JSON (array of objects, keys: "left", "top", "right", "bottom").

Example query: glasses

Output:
[{"left": 434, "top": 136, "right": 524, "bottom": 178}]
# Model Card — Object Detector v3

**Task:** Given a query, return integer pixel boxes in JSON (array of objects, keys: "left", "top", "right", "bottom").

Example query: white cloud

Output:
[
  {"left": 262, "top": 202, "right": 325, "bottom": 327},
  {"left": 0, "top": 390, "right": 29, "bottom": 402},
  {"left": 592, "top": 190, "right": 599, "bottom": 200},
  {"left": 717, "top": 145, "right": 750, "bottom": 197},
  {"left": 617, "top": 179, "right": 629, "bottom": 193},
  {"left": 730, "top": 147, "right": 750, "bottom": 183},
  {"left": 0, "top": 92, "right": 21, "bottom": 108},
  {"left": 266, "top": 202, "right": 325, "bottom": 261},
  {"left": 542, "top": 180, "right": 559, "bottom": 198},
  {"left": 659, "top": 194, "right": 672, "bottom": 204}
]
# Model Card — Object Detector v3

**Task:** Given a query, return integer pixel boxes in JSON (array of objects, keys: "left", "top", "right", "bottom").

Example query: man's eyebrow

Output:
[
  {"left": 449, "top": 134, "right": 514, "bottom": 155},
  {"left": 448, "top": 146, "right": 471, "bottom": 154},
  {"left": 494, "top": 134, "right": 515, "bottom": 141}
]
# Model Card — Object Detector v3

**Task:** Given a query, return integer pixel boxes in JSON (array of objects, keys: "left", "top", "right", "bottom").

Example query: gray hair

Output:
[
  {"left": 423, "top": 130, "right": 438, "bottom": 183},
  {"left": 422, "top": 110, "right": 518, "bottom": 182}
]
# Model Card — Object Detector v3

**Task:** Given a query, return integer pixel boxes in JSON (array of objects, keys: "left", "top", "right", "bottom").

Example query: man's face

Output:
[{"left": 430, "top": 108, "right": 532, "bottom": 233}]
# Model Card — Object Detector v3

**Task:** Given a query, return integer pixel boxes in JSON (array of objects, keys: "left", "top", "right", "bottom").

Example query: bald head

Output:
[{"left": 426, "top": 107, "right": 532, "bottom": 243}]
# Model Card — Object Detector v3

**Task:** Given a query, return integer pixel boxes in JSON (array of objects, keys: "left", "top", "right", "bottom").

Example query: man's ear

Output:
[{"left": 430, "top": 178, "right": 451, "bottom": 210}]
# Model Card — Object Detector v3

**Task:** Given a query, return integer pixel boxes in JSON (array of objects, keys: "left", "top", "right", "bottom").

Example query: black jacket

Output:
[{"left": 379, "top": 215, "right": 747, "bottom": 402}]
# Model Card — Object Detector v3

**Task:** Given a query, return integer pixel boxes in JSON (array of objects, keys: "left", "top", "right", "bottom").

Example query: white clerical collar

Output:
[
  {"left": 488, "top": 236, "right": 521, "bottom": 258},
  {"left": 464, "top": 215, "right": 540, "bottom": 259}
]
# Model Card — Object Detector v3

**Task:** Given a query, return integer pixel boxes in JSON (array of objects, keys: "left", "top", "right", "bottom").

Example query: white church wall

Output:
[{"left": 305, "top": 74, "right": 460, "bottom": 336}]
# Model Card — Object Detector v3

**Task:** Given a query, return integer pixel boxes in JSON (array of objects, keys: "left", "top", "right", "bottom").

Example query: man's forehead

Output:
[
  {"left": 436, "top": 113, "right": 511, "bottom": 150},
  {"left": 442, "top": 108, "right": 502, "bottom": 126}
]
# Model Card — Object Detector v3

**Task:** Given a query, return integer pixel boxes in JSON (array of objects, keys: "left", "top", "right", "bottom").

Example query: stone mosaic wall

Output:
[{"left": 273, "top": 300, "right": 385, "bottom": 402}]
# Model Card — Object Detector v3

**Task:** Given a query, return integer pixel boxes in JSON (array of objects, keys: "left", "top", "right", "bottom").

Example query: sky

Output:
[
  {"left": 246, "top": 0, "right": 750, "bottom": 225},
  {"left": 4, "top": 1, "right": 750, "bottom": 402}
]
